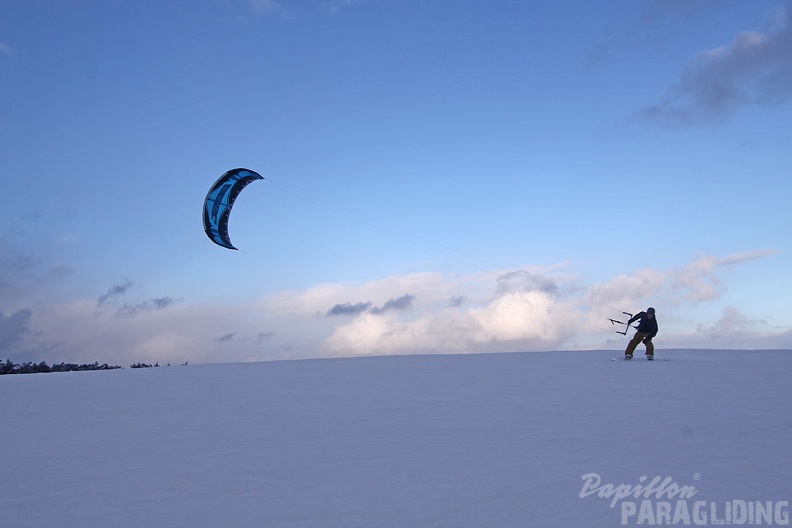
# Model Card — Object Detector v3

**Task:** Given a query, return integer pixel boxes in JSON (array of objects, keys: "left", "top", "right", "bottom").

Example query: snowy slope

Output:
[{"left": 1, "top": 350, "right": 790, "bottom": 527}]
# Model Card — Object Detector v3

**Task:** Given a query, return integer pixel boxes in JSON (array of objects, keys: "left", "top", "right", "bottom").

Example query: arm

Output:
[{"left": 628, "top": 312, "right": 645, "bottom": 326}]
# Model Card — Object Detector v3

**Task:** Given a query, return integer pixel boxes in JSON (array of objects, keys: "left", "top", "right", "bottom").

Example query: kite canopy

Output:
[{"left": 203, "top": 168, "right": 264, "bottom": 250}]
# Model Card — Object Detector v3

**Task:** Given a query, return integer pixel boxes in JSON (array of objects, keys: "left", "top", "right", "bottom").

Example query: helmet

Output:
[{"left": 647, "top": 307, "right": 655, "bottom": 314}]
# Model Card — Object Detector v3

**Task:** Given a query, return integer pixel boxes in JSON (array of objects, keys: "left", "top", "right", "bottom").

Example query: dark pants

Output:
[{"left": 625, "top": 332, "right": 654, "bottom": 356}]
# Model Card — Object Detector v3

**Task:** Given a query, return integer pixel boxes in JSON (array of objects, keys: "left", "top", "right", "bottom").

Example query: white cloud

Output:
[
  {"left": 590, "top": 251, "right": 779, "bottom": 306},
  {"left": 263, "top": 271, "right": 476, "bottom": 318},
  {"left": 658, "top": 306, "right": 792, "bottom": 349},
  {"left": 323, "top": 289, "right": 569, "bottom": 356},
  {"left": 470, "top": 292, "right": 559, "bottom": 343},
  {"left": 672, "top": 255, "right": 724, "bottom": 302},
  {"left": 18, "top": 299, "right": 271, "bottom": 365},
  {"left": 696, "top": 306, "right": 767, "bottom": 339},
  {"left": 717, "top": 249, "right": 779, "bottom": 266},
  {"left": 589, "top": 269, "right": 667, "bottom": 308},
  {"left": 639, "top": 2, "right": 792, "bottom": 126}
]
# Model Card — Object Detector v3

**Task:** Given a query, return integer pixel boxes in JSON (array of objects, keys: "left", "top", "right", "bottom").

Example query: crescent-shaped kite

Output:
[{"left": 203, "top": 168, "right": 264, "bottom": 250}]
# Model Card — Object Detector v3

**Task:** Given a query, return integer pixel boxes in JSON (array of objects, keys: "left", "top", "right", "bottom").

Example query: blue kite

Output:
[{"left": 203, "top": 168, "right": 264, "bottom": 250}]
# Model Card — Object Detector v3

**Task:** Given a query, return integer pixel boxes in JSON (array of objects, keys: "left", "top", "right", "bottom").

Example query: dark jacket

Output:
[{"left": 629, "top": 311, "right": 658, "bottom": 338}]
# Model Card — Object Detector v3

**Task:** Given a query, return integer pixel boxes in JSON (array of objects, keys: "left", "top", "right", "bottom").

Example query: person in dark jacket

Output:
[{"left": 624, "top": 307, "right": 658, "bottom": 360}]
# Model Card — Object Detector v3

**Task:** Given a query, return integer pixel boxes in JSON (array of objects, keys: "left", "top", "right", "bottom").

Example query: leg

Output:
[
  {"left": 644, "top": 337, "right": 654, "bottom": 357},
  {"left": 625, "top": 332, "right": 648, "bottom": 357}
]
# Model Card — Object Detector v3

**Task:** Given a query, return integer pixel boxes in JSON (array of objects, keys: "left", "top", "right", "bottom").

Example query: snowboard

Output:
[{"left": 610, "top": 357, "right": 670, "bottom": 362}]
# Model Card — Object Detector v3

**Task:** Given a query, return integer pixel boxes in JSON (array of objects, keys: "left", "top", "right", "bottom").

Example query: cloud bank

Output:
[{"left": 1, "top": 251, "right": 786, "bottom": 366}]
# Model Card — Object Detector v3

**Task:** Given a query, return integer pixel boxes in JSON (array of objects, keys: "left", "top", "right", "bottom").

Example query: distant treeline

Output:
[
  {"left": 1, "top": 359, "right": 189, "bottom": 375},
  {"left": 1, "top": 359, "right": 122, "bottom": 375},
  {"left": 130, "top": 362, "right": 159, "bottom": 368}
]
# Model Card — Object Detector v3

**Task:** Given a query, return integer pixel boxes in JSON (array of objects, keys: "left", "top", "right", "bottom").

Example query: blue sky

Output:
[{"left": 2, "top": 0, "right": 791, "bottom": 365}]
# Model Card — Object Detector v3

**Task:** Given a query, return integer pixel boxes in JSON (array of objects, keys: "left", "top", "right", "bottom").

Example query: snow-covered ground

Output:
[{"left": 2, "top": 349, "right": 790, "bottom": 527}]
